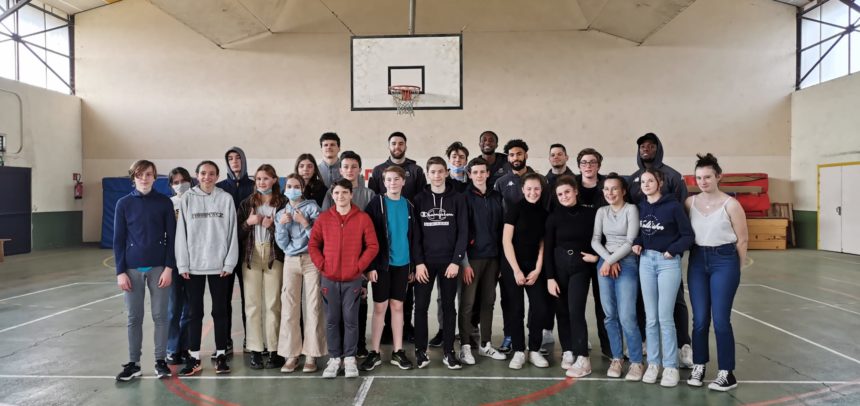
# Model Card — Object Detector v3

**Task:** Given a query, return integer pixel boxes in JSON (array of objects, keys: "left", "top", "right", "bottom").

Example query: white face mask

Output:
[{"left": 172, "top": 182, "right": 191, "bottom": 195}]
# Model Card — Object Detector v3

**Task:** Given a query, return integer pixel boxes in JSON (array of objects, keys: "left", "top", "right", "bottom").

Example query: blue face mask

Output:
[
  {"left": 448, "top": 164, "right": 466, "bottom": 175},
  {"left": 257, "top": 188, "right": 272, "bottom": 195},
  {"left": 284, "top": 188, "right": 303, "bottom": 201}
]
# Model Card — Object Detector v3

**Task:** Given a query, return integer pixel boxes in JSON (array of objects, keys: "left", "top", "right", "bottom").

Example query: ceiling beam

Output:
[{"left": 0, "top": 0, "right": 34, "bottom": 24}]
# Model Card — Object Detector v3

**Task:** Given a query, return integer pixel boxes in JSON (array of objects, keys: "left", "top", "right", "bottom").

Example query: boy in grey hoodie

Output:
[{"left": 176, "top": 160, "right": 239, "bottom": 376}]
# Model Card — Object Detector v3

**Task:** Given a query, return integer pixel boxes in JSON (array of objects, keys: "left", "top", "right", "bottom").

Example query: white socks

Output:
[{"left": 189, "top": 351, "right": 201, "bottom": 360}]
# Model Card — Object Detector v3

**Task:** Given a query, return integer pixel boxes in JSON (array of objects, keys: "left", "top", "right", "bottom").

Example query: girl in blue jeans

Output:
[
  {"left": 684, "top": 153, "right": 748, "bottom": 392},
  {"left": 631, "top": 169, "right": 694, "bottom": 388},
  {"left": 591, "top": 173, "right": 643, "bottom": 381}
]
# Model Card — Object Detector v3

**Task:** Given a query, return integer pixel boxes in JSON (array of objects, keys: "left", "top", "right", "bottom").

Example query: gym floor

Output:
[{"left": 0, "top": 246, "right": 858, "bottom": 405}]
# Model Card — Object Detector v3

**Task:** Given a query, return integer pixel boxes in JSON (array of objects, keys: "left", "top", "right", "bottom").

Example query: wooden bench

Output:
[{"left": 0, "top": 239, "right": 9, "bottom": 262}]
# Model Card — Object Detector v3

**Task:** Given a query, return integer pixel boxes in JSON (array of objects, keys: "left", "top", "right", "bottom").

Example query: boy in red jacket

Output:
[{"left": 309, "top": 179, "right": 379, "bottom": 378}]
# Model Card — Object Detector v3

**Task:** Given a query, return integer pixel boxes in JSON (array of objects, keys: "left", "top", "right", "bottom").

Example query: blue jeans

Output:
[
  {"left": 598, "top": 255, "right": 643, "bottom": 363},
  {"left": 639, "top": 249, "right": 681, "bottom": 368},
  {"left": 688, "top": 244, "right": 740, "bottom": 371},
  {"left": 166, "top": 267, "right": 190, "bottom": 355}
]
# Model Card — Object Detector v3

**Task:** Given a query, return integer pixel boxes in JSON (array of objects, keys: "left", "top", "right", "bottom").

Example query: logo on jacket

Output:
[
  {"left": 640, "top": 214, "right": 664, "bottom": 236},
  {"left": 420, "top": 208, "right": 454, "bottom": 226},
  {"left": 191, "top": 212, "right": 225, "bottom": 219}
]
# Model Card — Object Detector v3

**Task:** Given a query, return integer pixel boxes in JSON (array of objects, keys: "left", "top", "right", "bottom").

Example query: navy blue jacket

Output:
[
  {"left": 634, "top": 194, "right": 694, "bottom": 256},
  {"left": 365, "top": 194, "right": 419, "bottom": 272},
  {"left": 463, "top": 183, "right": 504, "bottom": 260},
  {"left": 113, "top": 189, "right": 177, "bottom": 275}
]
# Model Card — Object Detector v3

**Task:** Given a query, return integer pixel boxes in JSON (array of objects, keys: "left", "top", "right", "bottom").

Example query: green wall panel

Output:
[
  {"left": 32, "top": 211, "right": 82, "bottom": 250},
  {"left": 793, "top": 210, "right": 817, "bottom": 249}
]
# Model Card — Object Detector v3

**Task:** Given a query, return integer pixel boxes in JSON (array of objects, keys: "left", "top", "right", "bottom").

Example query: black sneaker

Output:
[
  {"left": 415, "top": 350, "right": 430, "bottom": 369},
  {"left": 687, "top": 364, "right": 706, "bottom": 387},
  {"left": 708, "top": 370, "right": 738, "bottom": 391},
  {"left": 498, "top": 336, "right": 512, "bottom": 354},
  {"left": 267, "top": 352, "right": 286, "bottom": 369},
  {"left": 179, "top": 357, "right": 202, "bottom": 376},
  {"left": 539, "top": 347, "right": 549, "bottom": 356},
  {"left": 442, "top": 352, "right": 462, "bottom": 370},
  {"left": 391, "top": 349, "right": 414, "bottom": 370},
  {"left": 154, "top": 359, "right": 171, "bottom": 379},
  {"left": 429, "top": 330, "right": 444, "bottom": 347},
  {"left": 359, "top": 351, "right": 382, "bottom": 371},
  {"left": 166, "top": 352, "right": 183, "bottom": 365},
  {"left": 357, "top": 346, "right": 369, "bottom": 359},
  {"left": 116, "top": 362, "right": 141, "bottom": 381},
  {"left": 215, "top": 354, "right": 231, "bottom": 374},
  {"left": 249, "top": 352, "right": 264, "bottom": 370},
  {"left": 212, "top": 341, "right": 235, "bottom": 359}
]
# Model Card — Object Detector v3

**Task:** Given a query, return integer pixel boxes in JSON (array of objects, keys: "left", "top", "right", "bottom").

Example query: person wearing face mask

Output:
[
  {"left": 166, "top": 167, "right": 193, "bottom": 366},
  {"left": 236, "top": 164, "right": 288, "bottom": 370},
  {"left": 275, "top": 174, "right": 324, "bottom": 374},
  {"left": 113, "top": 160, "right": 176, "bottom": 382},
  {"left": 446, "top": 142, "right": 469, "bottom": 193}
]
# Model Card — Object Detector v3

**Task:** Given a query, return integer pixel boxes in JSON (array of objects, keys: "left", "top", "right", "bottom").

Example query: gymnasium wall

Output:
[
  {"left": 0, "top": 77, "right": 83, "bottom": 249},
  {"left": 791, "top": 73, "right": 860, "bottom": 249},
  {"left": 75, "top": 0, "right": 795, "bottom": 242}
]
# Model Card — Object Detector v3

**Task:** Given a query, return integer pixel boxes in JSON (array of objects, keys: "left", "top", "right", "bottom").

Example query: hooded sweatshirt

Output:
[
  {"left": 113, "top": 189, "right": 176, "bottom": 275},
  {"left": 175, "top": 186, "right": 239, "bottom": 275},
  {"left": 412, "top": 181, "right": 469, "bottom": 266},
  {"left": 365, "top": 194, "right": 418, "bottom": 272},
  {"left": 308, "top": 205, "right": 379, "bottom": 282},
  {"left": 216, "top": 146, "right": 255, "bottom": 209},
  {"left": 274, "top": 198, "right": 321, "bottom": 257},
  {"left": 368, "top": 157, "right": 427, "bottom": 201},
  {"left": 628, "top": 134, "right": 688, "bottom": 204},
  {"left": 634, "top": 194, "right": 694, "bottom": 257}
]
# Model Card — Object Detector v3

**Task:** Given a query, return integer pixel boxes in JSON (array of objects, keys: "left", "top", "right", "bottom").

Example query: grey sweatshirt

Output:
[
  {"left": 322, "top": 182, "right": 376, "bottom": 211},
  {"left": 591, "top": 203, "right": 639, "bottom": 264},
  {"left": 175, "top": 186, "right": 239, "bottom": 275}
]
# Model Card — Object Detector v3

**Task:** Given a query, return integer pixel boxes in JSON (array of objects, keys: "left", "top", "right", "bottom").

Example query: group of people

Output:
[{"left": 112, "top": 130, "right": 748, "bottom": 392}]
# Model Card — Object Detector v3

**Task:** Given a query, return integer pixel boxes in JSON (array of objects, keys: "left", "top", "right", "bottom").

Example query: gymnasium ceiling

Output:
[{"left": 35, "top": 0, "right": 810, "bottom": 47}]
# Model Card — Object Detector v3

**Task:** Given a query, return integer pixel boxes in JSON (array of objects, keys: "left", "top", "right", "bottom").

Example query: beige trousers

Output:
[
  {"left": 243, "top": 242, "right": 283, "bottom": 352},
  {"left": 277, "top": 253, "right": 326, "bottom": 357}
]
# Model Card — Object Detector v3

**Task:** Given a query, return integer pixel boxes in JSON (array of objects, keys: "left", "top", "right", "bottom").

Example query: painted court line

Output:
[
  {"left": 0, "top": 283, "right": 82, "bottom": 302},
  {"left": 0, "top": 374, "right": 857, "bottom": 385},
  {"left": 732, "top": 309, "right": 860, "bottom": 366},
  {"left": 820, "top": 276, "right": 860, "bottom": 288},
  {"left": 353, "top": 376, "right": 374, "bottom": 406},
  {"left": 741, "top": 284, "right": 860, "bottom": 317},
  {"left": 0, "top": 293, "right": 123, "bottom": 334}
]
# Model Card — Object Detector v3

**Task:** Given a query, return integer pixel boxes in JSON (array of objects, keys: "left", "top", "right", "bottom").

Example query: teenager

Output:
[
  {"left": 295, "top": 153, "right": 327, "bottom": 207},
  {"left": 216, "top": 147, "right": 254, "bottom": 355},
  {"left": 459, "top": 158, "right": 507, "bottom": 363},
  {"left": 411, "top": 157, "right": 469, "bottom": 369},
  {"left": 631, "top": 169, "right": 694, "bottom": 387},
  {"left": 309, "top": 179, "right": 379, "bottom": 379},
  {"left": 685, "top": 154, "right": 748, "bottom": 391},
  {"left": 176, "top": 160, "right": 239, "bottom": 376},
  {"left": 446, "top": 141, "right": 470, "bottom": 192},
  {"left": 592, "top": 173, "right": 644, "bottom": 381},
  {"left": 166, "top": 167, "right": 192, "bottom": 365},
  {"left": 275, "top": 174, "right": 324, "bottom": 374},
  {"left": 361, "top": 166, "right": 418, "bottom": 371},
  {"left": 237, "top": 164, "right": 287, "bottom": 370},
  {"left": 319, "top": 132, "right": 363, "bottom": 187},
  {"left": 114, "top": 160, "right": 176, "bottom": 381},
  {"left": 501, "top": 173, "right": 550, "bottom": 370},
  {"left": 544, "top": 176, "right": 600, "bottom": 377}
]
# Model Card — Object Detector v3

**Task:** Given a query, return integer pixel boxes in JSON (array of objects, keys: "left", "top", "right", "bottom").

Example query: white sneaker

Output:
[
  {"left": 322, "top": 358, "right": 341, "bottom": 378},
  {"left": 509, "top": 351, "right": 526, "bottom": 369},
  {"left": 565, "top": 356, "right": 591, "bottom": 378},
  {"left": 541, "top": 329, "right": 555, "bottom": 345},
  {"left": 679, "top": 344, "right": 693, "bottom": 369},
  {"left": 625, "top": 363, "right": 644, "bottom": 381},
  {"left": 660, "top": 367, "right": 680, "bottom": 387},
  {"left": 642, "top": 364, "right": 660, "bottom": 384},
  {"left": 529, "top": 351, "right": 549, "bottom": 368},
  {"left": 343, "top": 356, "right": 359, "bottom": 378},
  {"left": 607, "top": 358, "right": 623, "bottom": 378},
  {"left": 479, "top": 342, "right": 506, "bottom": 360},
  {"left": 460, "top": 345, "right": 476, "bottom": 365},
  {"left": 560, "top": 351, "right": 574, "bottom": 370}
]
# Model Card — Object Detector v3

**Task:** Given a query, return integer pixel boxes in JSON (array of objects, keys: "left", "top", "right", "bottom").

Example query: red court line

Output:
[
  {"left": 481, "top": 377, "right": 577, "bottom": 406},
  {"left": 169, "top": 377, "right": 241, "bottom": 406},
  {"left": 163, "top": 377, "right": 215, "bottom": 406}
]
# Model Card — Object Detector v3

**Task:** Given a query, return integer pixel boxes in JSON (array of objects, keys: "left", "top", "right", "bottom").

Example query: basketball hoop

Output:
[{"left": 389, "top": 85, "right": 421, "bottom": 116}]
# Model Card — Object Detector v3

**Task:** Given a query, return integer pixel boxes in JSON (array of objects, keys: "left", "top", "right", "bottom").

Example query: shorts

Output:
[{"left": 371, "top": 264, "right": 410, "bottom": 303}]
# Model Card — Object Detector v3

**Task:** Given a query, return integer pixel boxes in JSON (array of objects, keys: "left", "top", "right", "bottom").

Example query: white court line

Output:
[
  {"left": 741, "top": 284, "right": 860, "bottom": 317},
  {"left": 817, "top": 287, "right": 860, "bottom": 301},
  {"left": 821, "top": 276, "right": 860, "bottom": 288},
  {"left": 732, "top": 309, "right": 860, "bottom": 366},
  {"left": 0, "top": 283, "right": 81, "bottom": 302},
  {"left": 0, "top": 374, "right": 857, "bottom": 385},
  {"left": 353, "top": 376, "right": 374, "bottom": 406},
  {"left": 0, "top": 293, "right": 123, "bottom": 334}
]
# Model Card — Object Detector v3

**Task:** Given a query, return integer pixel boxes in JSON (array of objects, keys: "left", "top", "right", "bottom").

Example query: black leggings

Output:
[
  {"left": 186, "top": 274, "right": 232, "bottom": 352},
  {"left": 500, "top": 261, "right": 549, "bottom": 352},
  {"left": 553, "top": 265, "right": 592, "bottom": 356},
  {"left": 414, "top": 263, "right": 458, "bottom": 352}
]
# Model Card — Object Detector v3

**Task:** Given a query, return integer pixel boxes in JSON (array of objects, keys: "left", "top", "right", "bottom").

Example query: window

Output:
[
  {"left": 0, "top": 0, "right": 73, "bottom": 94},
  {"left": 797, "top": 0, "right": 860, "bottom": 89}
]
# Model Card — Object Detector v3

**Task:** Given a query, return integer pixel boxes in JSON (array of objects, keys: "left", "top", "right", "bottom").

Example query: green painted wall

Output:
[
  {"left": 32, "top": 211, "right": 82, "bottom": 250},
  {"left": 793, "top": 210, "right": 817, "bottom": 249}
]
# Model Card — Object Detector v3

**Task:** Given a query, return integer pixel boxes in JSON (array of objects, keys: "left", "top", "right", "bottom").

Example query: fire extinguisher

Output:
[{"left": 73, "top": 173, "right": 83, "bottom": 199}]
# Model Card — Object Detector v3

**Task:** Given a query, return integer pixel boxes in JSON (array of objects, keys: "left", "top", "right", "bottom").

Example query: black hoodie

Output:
[
  {"left": 628, "top": 134, "right": 688, "bottom": 204},
  {"left": 411, "top": 181, "right": 469, "bottom": 266},
  {"left": 216, "top": 146, "right": 255, "bottom": 209},
  {"left": 368, "top": 157, "right": 427, "bottom": 201},
  {"left": 463, "top": 182, "right": 504, "bottom": 260}
]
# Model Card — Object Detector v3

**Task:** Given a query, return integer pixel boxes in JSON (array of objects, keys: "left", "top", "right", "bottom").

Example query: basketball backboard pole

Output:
[{"left": 408, "top": 0, "right": 416, "bottom": 35}]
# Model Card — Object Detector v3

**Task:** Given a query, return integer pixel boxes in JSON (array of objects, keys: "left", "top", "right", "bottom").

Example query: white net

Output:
[{"left": 389, "top": 85, "right": 421, "bottom": 116}]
